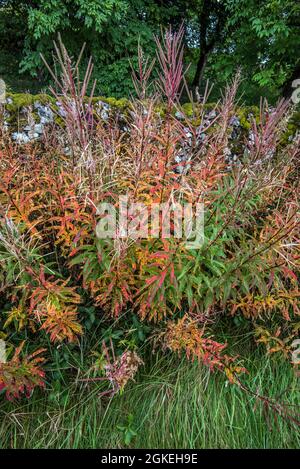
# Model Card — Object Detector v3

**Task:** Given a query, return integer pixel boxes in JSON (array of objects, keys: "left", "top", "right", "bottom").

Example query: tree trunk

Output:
[{"left": 192, "top": 49, "right": 208, "bottom": 89}]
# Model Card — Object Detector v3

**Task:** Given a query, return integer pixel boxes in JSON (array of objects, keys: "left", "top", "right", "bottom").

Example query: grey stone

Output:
[
  {"left": 12, "top": 132, "right": 31, "bottom": 144},
  {"left": 175, "top": 111, "right": 185, "bottom": 120},
  {"left": 34, "top": 123, "right": 44, "bottom": 134},
  {"left": 100, "top": 109, "right": 109, "bottom": 121}
]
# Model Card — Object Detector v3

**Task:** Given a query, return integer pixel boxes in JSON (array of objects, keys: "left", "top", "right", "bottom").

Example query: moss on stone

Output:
[
  {"left": 90, "top": 96, "right": 130, "bottom": 111},
  {"left": 181, "top": 102, "right": 194, "bottom": 118},
  {"left": 236, "top": 106, "right": 260, "bottom": 131},
  {"left": 6, "top": 93, "right": 34, "bottom": 113},
  {"left": 4, "top": 93, "right": 57, "bottom": 128},
  {"left": 3, "top": 93, "right": 299, "bottom": 146},
  {"left": 280, "top": 111, "right": 300, "bottom": 145}
]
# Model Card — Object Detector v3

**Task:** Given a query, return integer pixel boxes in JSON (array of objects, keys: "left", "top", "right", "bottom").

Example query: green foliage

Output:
[
  {"left": 0, "top": 0, "right": 299, "bottom": 100},
  {"left": 117, "top": 414, "right": 138, "bottom": 446},
  {"left": 223, "top": 0, "right": 300, "bottom": 97},
  {"left": 0, "top": 352, "right": 299, "bottom": 448},
  {"left": 14, "top": 0, "right": 160, "bottom": 97}
]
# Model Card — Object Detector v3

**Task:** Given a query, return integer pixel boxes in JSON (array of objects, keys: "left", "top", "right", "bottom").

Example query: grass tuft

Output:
[{"left": 1, "top": 348, "right": 299, "bottom": 449}]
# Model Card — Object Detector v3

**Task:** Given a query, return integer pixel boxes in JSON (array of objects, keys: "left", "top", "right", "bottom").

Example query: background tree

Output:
[
  {"left": 223, "top": 0, "right": 300, "bottom": 99},
  {"left": 0, "top": 0, "right": 299, "bottom": 101}
]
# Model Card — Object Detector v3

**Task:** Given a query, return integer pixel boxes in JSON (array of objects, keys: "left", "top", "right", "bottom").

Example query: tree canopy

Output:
[{"left": 0, "top": 0, "right": 299, "bottom": 102}]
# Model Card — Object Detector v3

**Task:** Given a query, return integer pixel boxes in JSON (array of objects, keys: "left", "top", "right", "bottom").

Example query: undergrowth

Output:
[{"left": 0, "top": 347, "right": 299, "bottom": 449}]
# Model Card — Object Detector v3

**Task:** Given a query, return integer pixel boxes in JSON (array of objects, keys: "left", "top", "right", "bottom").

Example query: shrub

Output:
[{"left": 0, "top": 30, "right": 299, "bottom": 422}]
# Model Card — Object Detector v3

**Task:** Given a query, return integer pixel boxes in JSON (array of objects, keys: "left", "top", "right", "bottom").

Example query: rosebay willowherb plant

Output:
[
  {"left": 41, "top": 34, "right": 97, "bottom": 169},
  {"left": 0, "top": 28, "right": 299, "bottom": 426}
]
